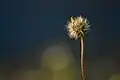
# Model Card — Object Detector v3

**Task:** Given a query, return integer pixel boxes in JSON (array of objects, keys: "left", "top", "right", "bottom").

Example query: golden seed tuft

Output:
[{"left": 66, "top": 15, "right": 91, "bottom": 39}]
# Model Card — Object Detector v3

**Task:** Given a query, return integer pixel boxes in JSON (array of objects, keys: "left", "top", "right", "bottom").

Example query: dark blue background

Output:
[{"left": 1, "top": 0, "right": 120, "bottom": 68}]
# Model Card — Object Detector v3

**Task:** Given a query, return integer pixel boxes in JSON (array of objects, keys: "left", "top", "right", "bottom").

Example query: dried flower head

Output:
[{"left": 66, "top": 15, "right": 91, "bottom": 39}]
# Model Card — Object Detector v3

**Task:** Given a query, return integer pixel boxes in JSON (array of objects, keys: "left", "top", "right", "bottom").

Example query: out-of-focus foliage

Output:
[
  {"left": 0, "top": 42, "right": 119, "bottom": 80},
  {"left": 109, "top": 74, "right": 120, "bottom": 80},
  {"left": 41, "top": 44, "right": 77, "bottom": 80}
]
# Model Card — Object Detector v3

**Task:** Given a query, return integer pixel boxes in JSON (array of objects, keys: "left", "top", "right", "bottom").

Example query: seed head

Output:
[{"left": 66, "top": 15, "right": 91, "bottom": 39}]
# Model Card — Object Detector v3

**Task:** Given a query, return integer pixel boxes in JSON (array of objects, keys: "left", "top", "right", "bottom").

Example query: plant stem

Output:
[{"left": 80, "top": 37, "right": 85, "bottom": 80}]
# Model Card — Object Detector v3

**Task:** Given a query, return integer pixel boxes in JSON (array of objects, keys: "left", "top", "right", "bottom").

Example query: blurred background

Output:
[{"left": 0, "top": 0, "right": 120, "bottom": 80}]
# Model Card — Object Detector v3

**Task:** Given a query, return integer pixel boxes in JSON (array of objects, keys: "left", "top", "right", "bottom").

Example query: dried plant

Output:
[{"left": 66, "top": 15, "right": 91, "bottom": 80}]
